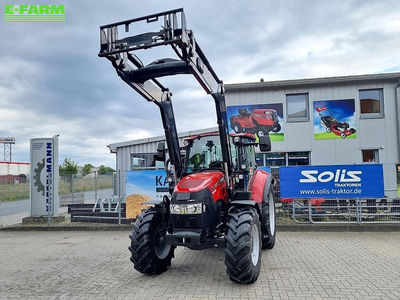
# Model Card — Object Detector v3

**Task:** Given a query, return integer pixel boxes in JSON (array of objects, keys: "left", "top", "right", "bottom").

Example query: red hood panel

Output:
[{"left": 174, "top": 171, "right": 224, "bottom": 193}]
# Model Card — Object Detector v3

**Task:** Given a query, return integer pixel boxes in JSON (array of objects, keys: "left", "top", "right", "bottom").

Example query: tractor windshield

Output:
[{"left": 185, "top": 135, "right": 238, "bottom": 173}]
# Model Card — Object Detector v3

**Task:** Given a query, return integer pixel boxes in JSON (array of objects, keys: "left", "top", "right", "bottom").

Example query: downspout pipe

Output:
[{"left": 396, "top": 78, "right": 400, "bottom": 163}]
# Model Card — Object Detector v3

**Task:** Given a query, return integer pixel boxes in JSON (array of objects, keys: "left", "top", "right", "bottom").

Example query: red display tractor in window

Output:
[
  {"left": 315, "top": 105, "right": 356, "bottom": 138},
  {"left": 230, "top": 107, "right": 281, "bottom": 136}
]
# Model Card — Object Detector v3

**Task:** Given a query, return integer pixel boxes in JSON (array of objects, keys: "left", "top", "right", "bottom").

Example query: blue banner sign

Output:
[
  {"left": 126, "top": 170, "right": 169, "bottom": 200},
  {"left": 280, "top": 164, "right": 384, "bottom": 198}
]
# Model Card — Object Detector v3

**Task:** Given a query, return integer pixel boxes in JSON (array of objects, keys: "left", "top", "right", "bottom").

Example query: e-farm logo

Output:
[{"left": 5, "top": 4, "right": 65, "bottom": 22}]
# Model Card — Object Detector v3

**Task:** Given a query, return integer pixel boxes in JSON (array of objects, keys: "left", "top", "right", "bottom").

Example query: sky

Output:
[{"left": 1, "top": 0, "right": 399, "bottom": 167}]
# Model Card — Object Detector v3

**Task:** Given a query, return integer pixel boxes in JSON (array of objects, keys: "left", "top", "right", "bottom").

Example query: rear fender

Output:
[{"left": 249, "top": 169, "right": 274, "bottom": 204}]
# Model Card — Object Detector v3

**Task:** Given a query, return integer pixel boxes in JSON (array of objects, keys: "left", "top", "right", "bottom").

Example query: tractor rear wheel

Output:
[
  {"left": 261, "top": 188, "right": 276, "bottom": 249},
  {"left": 129, "top": 207, "right": 175, "bottom": 275},
  {"left": 225, "top": 207, "right": 261, "bottom": 284}
]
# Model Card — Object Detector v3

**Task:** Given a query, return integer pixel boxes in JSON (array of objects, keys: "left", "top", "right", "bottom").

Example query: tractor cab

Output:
[{"left": 184, "top": 132, "right": 261, "bottom": 173}]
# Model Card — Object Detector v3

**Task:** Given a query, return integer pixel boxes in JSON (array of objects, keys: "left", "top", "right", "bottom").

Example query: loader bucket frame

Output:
[{"left": 99, "top": 8, "right": 232, "bottom": 186}]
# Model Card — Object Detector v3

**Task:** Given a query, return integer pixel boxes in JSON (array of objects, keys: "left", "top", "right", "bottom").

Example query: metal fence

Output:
[
  {"left": 0, "top": 177, "right": 30, "bottom": 202},
  {"left": 0, "top": 173, "right": 114, "bottom": 204},
  {"left": 280, "top": 198, "right": 400, "bottom": 224},
  {"left": 59, "top": 173, "right": 114, "bottom": 205}
]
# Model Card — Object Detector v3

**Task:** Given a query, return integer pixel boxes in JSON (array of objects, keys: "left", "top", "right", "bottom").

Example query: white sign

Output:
[
  {"left": 30, "top": 137, "right": 59, "bottom": 216},
  {"left": 0, "top": 137, "right": 15, "bottom": 144}
]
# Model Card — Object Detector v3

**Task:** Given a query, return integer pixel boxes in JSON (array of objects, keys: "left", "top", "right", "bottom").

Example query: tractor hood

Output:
[{"left": 174, "top": 171, "right": 224, "bottom": 193}]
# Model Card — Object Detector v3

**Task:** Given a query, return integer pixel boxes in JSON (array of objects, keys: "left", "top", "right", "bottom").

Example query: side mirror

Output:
[
  {"left": 155, "top": 142, "right": 166, "bottom": 161},
  {"left": 259, "top": 135, "right": 271, "bottom": 152}
]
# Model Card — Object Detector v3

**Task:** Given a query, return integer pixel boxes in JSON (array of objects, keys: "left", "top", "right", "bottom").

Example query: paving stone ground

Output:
[{"left": 0, "top": 231, "right": 399, "bottom": 299}]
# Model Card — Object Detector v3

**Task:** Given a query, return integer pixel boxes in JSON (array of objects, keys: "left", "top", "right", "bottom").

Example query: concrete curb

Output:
[{"left": 2, "top": 223, "right": 400, "bottom": 232}]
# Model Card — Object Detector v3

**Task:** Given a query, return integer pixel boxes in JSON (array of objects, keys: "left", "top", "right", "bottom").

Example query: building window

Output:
[
  {"left": 286, "top": 93, "right": 309, "bottom": 122},
  {"left": 359, "top": 89, "right": 383, "bottom": 117},
  {"left": 265, "top": 152, "right": 286, "bottom": 167},
  {"left": 288, "top": 152, "right": 310, "bottom": 165},
  {"left": 362, "top": 149, "right": 379, "bottom": 163},
  {"left": 132, "top": 153, "right": 164, "bottom": 169}
]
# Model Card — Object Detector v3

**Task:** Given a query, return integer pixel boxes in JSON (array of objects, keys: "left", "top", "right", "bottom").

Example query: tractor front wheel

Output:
[
  {"left": 225, "top": 207, "right": 261, "bottom": 284},
  {"left": 129, "top": 207, "right": 175, "bottom": 275}
]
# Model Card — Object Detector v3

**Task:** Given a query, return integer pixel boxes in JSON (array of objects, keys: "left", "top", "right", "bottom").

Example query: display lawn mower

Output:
[{"left": 315, "top": 105, "right": 356, "bottom": 139}]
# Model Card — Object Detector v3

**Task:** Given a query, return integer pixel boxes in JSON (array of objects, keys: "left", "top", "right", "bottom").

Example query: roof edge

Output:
[
  {"left": 107, "top": 126, "right": 218, "bottom": 152},
  {"left": 225, "top": 72, "right": 400, "bottom": 91}
]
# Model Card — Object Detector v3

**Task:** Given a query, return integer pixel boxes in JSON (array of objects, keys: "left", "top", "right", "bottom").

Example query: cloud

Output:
[{"left": 1, "top": 0, "right": 399, "bottom": 167}]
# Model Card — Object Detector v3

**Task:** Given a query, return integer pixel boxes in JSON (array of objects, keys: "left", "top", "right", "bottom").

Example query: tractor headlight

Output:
[
  {"left": 170, "top": 204, "right": 181, "bottom": 214},
  {"left": 186, "top": 204, "right": 198, "bottom": 214},
  {"left": 170, "top": 203, "right": 203, "bottom": 214}
]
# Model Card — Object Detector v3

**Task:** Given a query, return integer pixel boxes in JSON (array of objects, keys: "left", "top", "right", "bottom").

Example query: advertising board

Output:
[
  {"left": 126, "top": 169, "right": 169, "bottom": 201},
  {"left": 30, "top": 137, "right": 59, "bottom": 216},
  {"left": 280, "top": 164, "right": 384, "bottom": 198}
]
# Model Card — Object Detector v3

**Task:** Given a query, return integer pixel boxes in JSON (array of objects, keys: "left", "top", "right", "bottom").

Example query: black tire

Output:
[
  {"left": 261, "top": 188, "right": 276, "bottom": 249},
  {"left": 233, "top": 123, "right": 242, "bottom": 133},
  {"left": 225, "top": 207, "right": 261, "bottom": 284},
  {"left": 272, "top": 123, "right": 281, "bottom": 133},
  {"left": 340, "top": 132, "right": 346, "bottom": 139},
  {"left": 128, "top": 207, "right": 175, "bottom": 275},
  {"left": 326, "top": 127, "right": 331, "bottom": 133},
  {"left": 256, "top": 129, "right": 265, "bottom": 137}
]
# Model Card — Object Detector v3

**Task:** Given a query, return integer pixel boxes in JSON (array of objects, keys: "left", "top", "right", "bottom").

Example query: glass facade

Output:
[{"left": 257, "top": 152, "right": 310, "bottom": 167}]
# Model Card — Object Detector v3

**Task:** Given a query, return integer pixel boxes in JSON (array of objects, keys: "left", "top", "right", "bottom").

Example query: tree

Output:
[
  {"left": 59, "top": 158, "right": 78, "bottom": 175},
  {"left": 98, "top": 165, "right": 115, "bottom": 175},
  {"left": 81, "top": 163, "right": 93, "bottom": 176}
]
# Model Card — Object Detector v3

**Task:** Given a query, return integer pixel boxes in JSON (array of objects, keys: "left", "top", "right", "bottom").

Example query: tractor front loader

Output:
[{"left": 99, "top": 8, "right": 276, "bottom": 284}]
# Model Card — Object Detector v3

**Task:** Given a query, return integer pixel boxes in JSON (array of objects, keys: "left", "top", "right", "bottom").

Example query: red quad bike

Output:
[
  {"left": 230, "top": 108, "right": 281, "bottom": 136},
  {"left": 315, "top": 105, "right": 356, "bottom": 139},
  {"left": 99, "top": 9, "right": 276, "bottom": 284}
]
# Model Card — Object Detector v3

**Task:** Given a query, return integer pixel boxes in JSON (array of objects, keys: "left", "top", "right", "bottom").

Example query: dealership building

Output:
[{"left": 108, "top": 72, "right": 400, "bottom": 200}]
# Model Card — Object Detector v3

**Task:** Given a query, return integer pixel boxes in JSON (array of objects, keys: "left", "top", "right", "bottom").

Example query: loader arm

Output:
[{"left": 98, "top": 8, "right": 232, "bottom": 184}]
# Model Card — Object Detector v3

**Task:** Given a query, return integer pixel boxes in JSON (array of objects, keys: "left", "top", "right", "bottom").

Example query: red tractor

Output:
[
  {"left": 230, "top": 108, "right": 281, "bottom": 136},
  {"left": 99, "top": 9, "right": 276, "bottom": 284}
]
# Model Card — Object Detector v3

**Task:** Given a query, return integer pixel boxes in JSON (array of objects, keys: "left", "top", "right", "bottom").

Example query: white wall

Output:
[{"left": 0, "top": 162, "right": 30, "bottom": 176}]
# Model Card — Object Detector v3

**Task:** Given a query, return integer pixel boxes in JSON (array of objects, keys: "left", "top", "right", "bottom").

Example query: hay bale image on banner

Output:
[
  {"left": 125, "top": 170, "right": 169, "bottom": 219},
  {"left": 226, "top": 103, "right": 284, "bottom": 141},
  {"left": 313, "top": 99, "right": 356, "bottom": 140}
]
